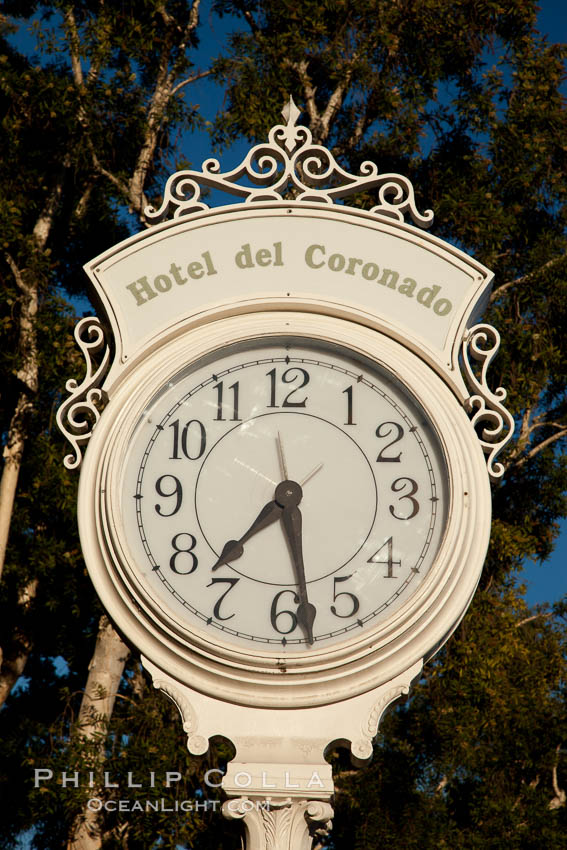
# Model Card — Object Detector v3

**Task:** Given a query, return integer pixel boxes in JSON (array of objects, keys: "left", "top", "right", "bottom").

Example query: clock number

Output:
[
  {"left": 375, "top": 421, "right": 404, "bottom": 462},
  {"left": 330, "top": 575, "right": 360, "bottom": 618},
  {"left": 368, "top": 537, "right": 401, "bottom": 578},
  {"left": 266, "top": 368, "right": 309, "bottom": 408},
  {"left": 168, "top": 419, "right": 206, "bottom": 460},
  {"left": 270, "top": 589, "right": 299, "bottom": 634},
  {"left": 343, "top": 385, "right": 355, "bottom": 425},
  {"left": 154, "top": 475, "right": 183, "bottom": 517},
  {"left": 389, "top": 478, "right": 420, "bottom": 519},
  {"left": 169, "top": 533, "right": 198, "bottom": 574},
  {"left": 207, "top": 577, "right": 239, "bottom": 621},
  {"left": 213, "top": 381, "right": 241, "bottom": 421}
]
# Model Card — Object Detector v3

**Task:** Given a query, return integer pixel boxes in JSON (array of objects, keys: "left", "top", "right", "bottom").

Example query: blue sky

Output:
[
  {"left": 174, "top": 1, "right": 567, "bottom": 609},
  {"left": 503, "top": 0, "right": 566, "bottom": 607},
  {"left": 5, "top": 6, "right": 566, "bottom": 849},
  {"left": 6, "top": 2, "right": 566, "bottom": 609}
]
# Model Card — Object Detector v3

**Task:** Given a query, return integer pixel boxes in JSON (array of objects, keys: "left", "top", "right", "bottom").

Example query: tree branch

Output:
[
  {"left": 73, "top": 181, "right": 96, "bottom": 221},
  {"left": 242, "top": 8, "right": 259, "bottom": 35},
  {"left": 90, "top": 150, "right": 131, "bottom": 199},
  {"left": 549, "top": 743, "right": 566, "bottom": 810},
  {"left": 295, "top": 59, "right": 319, "bottom": 129},
  {"left": 170, "top": 68, "right": 212, "bottom": 96},
  {"left": 4, "top": 252, "right": 32, "bottom": 297},
  {"left": 64, "top": 6, "right": 84, "bottom": 88},
  {"left": 509, "top": 427, "right": 567, "bottom": 470},
  {"left": 319, "top": 82, "right": 346, "bottom": 143},
  {"left": 127, "top": 0, "right": 203, "bottom": 220},
  {"left": 346, "top": 106, "right": 370, "bottom": 150},
  {"left": 0, "top": 579, "right": 38, "bottom": 705},
  {"left": 319, "top": 49, "right": 359, "bottom": 143},
  {"left": 67, "top": 616, "right": 130, "bottom": 850},
  {"left": 294, "top": 48, "right": 358, "bottom": 145},
  {"left": 65, "top": 3, "right": 106, "bottom": 90},
  {"left": 33, "top": 165, "right": 69, "bottom": 249},
  {"left": 515, "top": 612, "right": 553, "bottom": 628},
  {"left": 63, "top": 1, "right": 205, "bottom": 220},
  {"left": 0, "top": 254, "right": 39, "bottom": 585},
  {"left": 489, "top": 254, "right": 566, "bottom": 303}
]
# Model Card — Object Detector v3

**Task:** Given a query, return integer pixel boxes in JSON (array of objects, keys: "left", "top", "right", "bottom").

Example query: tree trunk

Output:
[
  {"left": 0, "top": 175, "right": 65, "bottom": 703},
  {"left": 0, "top": 259, "right": 39, "bottom": 701},
  {"left": 0, "top": 264, "right": 38, "bottom": 583},
  {"left": 67, "top": 615, "right": 130, "bottom": 850},
  {"left": 0, "top": 578, "right": 38, "bottom": 703},
  {"left": 0, "top": 173, "right": 65, "bottom": 584}
]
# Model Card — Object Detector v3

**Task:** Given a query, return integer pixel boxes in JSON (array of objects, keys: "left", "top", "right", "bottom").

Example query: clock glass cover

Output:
[{"left": 120, "top": 337, "right": 449, "bottom": 652}]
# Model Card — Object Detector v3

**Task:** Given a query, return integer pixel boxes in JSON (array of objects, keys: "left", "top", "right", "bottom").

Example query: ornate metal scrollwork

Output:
[
  {"left": 146, "top": 97, "right": 433, "bottom": 229},
  {"left": 56, "top": 317, "right": 110, "bottom": 470},
  {"left": 462, "top": 324, "right": 515, "bottom": 481}
]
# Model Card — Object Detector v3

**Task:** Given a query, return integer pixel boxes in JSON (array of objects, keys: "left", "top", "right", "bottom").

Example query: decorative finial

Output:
[
  {"left": 281, "top": 95, "right": 300, "bottom": 125},
  {"left": 144, "top": 96, "right": 434, "bottom": 228},
  {"left": 280, "top": 95, "right": 303, "bottom": 154}
]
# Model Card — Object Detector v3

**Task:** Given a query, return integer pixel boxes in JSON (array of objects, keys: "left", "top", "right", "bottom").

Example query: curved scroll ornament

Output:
[
  {"left": 56, "top": 317, "right": 110, "bottom": 471},
  {"left": 462, "top": 324, "right": 515, "bottom": 482},
  {"left": 149, "top": 678, "right": 208, "bottom": 755},
  {"left": 146, "top": 97, "right": 433, "bottom": 229},
  {"left": 351, "top": 683, "right": 411, "bottom": 763}
]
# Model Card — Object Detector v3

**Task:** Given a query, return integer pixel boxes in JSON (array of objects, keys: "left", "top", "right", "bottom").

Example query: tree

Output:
[
  {"left": 0, "top": 3, "right": 220, "bottom": 848},
  {"left": 210, "top": 0, "right": 567, "bottom": 845},
  {"left": 329, "top": 594, "right": 567, "bottom": 848},
  {"left": 1, "top": 0, "right": 566, "bottom": 848}
]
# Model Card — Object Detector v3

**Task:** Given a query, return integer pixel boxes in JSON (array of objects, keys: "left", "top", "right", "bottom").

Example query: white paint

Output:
[
  {"left": 78, "top": 312, "right": 491, "bottom": 709},
  {"left": 84, "top": 204, "right": 492, "bottom": 394}
]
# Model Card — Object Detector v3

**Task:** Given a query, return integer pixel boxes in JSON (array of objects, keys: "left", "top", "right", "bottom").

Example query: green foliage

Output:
[
  {"left": 332, "top": 587, "right": 567, "bottom": 848},
  {"left": 1, "top": 1, "right": 566, "bottom": 848},
  {"left": 211, "top": 0, "right": 567, "bottom": 558},
  {"left": 0, "top": 3, "right": 214, "bottom": 848},
  {"left": 211, "top": 1, "right": 567, "bottom": 847},
  {"left": 20, "top": 666, "right": 238, "bottom": 849}
]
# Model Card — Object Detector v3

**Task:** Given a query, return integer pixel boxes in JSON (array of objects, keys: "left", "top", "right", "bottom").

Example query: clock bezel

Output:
[{"left": 78, "top": 311, "right": 491, "bottom": 708}]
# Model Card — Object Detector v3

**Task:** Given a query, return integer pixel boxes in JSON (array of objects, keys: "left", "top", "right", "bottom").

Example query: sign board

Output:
[{"left": 85, "top": 205, "right": 491, "bottom": 392}]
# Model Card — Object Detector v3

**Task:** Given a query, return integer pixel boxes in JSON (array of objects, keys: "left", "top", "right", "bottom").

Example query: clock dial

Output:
[{"left": 120, "top": 337, "right": 449, "bottom": 652}]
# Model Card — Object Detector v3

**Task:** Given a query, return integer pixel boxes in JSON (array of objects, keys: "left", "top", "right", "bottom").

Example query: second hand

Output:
[{"left": 276, "top": 433, "right": 324, "bottom": 488}]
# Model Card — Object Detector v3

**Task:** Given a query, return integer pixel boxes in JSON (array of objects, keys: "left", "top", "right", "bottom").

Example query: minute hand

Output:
[
  {"left": 212, "top": 500, "right": 283, "bottom": 570},
  {"left": 281, "top": 504, "right": 316, "bottom": 645}
]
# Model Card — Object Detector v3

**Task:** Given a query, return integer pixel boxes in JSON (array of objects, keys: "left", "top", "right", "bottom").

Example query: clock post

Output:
[{"left": 58, "top": 99, "right": 514, "bottom": 848}]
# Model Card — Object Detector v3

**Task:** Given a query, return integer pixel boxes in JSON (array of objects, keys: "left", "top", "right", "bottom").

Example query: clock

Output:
[
  {"left": 120, "top": 336, "right": 448, "bottom": 652},
  {"left": 79, "top": 312, "right": 490, "bottom": 707}
]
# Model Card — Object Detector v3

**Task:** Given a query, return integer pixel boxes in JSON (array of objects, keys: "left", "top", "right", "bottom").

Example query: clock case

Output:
[
  {"left": 58, "top": 102, "right": 514, "bottom": 812},
  {"left": 79, "top": 311, "right": 490, "bottom": 711}
]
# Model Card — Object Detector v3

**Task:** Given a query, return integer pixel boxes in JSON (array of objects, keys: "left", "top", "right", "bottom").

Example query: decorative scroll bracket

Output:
[
  {"left": 462, "top": 323, "right": 515, "bottom": 481},
  {"left": 56, "top": 317, "right": 110, "bottom": 470},
  {"left": 141, "top": 657, "right": 422, "bottom": 850},
  {"left": 350, "top": 680, "right": 415, "bottom": 764},
  {"left": 145, "top": 96, "right": 433, "bottom": 229}
]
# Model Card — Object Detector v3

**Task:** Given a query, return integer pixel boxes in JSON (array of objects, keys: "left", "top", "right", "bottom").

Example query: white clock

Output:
[{"left": 79, "top": 312, "right": 490, "bottom": 707}]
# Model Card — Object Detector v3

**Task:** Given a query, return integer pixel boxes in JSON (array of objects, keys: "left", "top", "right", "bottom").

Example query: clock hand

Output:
[
  {"left": 276, "top": 434, "right": 323, "bottom": 489},
  {"left": 300, "top": 462, "right": 324, "bottom": 487},
  {"left": 212, "top": 499, "right": 283, "bottom": 570},
  {"left": 212, "top": 476, "right": 303, "bottom": 571},
  {"left": 278, "top": 485, "right": 316, "bottom": 646},
  {"left": 276, "top": 431, "right": 289, "bottom": 480}
]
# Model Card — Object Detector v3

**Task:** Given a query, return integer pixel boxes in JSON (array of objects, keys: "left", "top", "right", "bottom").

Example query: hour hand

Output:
[{"left": 212, "top": 499, "right": 283, "bottom": 570}]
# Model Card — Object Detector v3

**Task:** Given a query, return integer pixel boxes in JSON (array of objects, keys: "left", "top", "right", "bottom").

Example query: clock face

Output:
[{"left": 119, "top": 337, "right": 449, "bottom": 653}]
